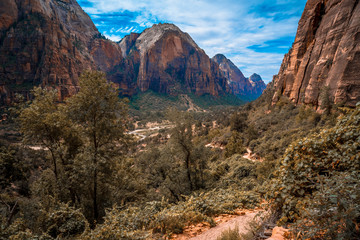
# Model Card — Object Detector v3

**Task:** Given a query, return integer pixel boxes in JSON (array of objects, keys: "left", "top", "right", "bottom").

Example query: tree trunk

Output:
[
  {"left": 185, "top": 151, "right": 193, "bottom": 191},
  {"left": 93, "top": 127, "right": 99, "bottom": 223},
  {"left": 93, "top": 167, "right": 98, "bottom": 222},
  {"left": 49, "top": 148, "right": 58, "bottom": 180}
]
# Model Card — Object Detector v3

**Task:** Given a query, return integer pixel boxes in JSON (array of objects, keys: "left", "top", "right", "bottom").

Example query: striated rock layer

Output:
[
  {"left": 212, "top": 54, "right": 266, "bottom": 100},
  {"left": 0, "top": 0, "right": 122, "bottom": 104},
  {"left": 0, "top": 0, "right": 262, "bottom": 104},
  {"left": 272, "top": 0, "right": 360, "bottom": 108},
  {"left": 115, "top": 24, "right": 229, "bottom": 96}
]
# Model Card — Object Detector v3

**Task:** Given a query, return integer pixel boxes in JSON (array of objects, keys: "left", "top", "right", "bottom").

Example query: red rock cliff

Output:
[
  {"left": 0, "top": 0, "right": 122, "bottom": 104},
  {"left": 212, "top": 54, "right": 266, "bottom": 99},
  {"left": 272, "top": 0, "right": 360, "bottom": 108},
  {"left": 115, "top": 24, "right": 229, "bottom": 96}
]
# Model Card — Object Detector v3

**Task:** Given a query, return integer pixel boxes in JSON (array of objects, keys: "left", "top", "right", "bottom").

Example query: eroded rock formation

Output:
[
  {"left": 115, "top": 24, "right": 229, "bottom": 96},
  {"left": 0, "top": 0, "right": 122, "bottom": 104},
  {"left": 272, "top": 0, "right": 360, "bottom": 108},
  {"left": 0, "top": 1, "right": 263, "bottom": 104},
  {"left": 212, "top": 54, "right": 266, "bottom": 99}
]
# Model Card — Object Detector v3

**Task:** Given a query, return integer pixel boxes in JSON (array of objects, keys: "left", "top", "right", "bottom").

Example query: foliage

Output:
[
  {"left": 319, "top": 85, "right": 332, "bottom": 115},
  {"left": 267, "top": 104, "right": 360, "bottom": 238},
  {"left": 0, "top": 146, "right": 28, "bottom": 191},
  {"left": 224, "top": 132, "right": 246, "bottom": 158},
  {"left": 18, "top": 71, "right": 131, "bottom": 224},
  {"left": 230, "top": 112, "right": 248, "bottom": 132},
  {"left": 39, "top": 201, "right": 87, "bottom": 239},
  {"left": 66, "top": 71, "right": 130, "bottom": 222},
  {"left": 167, "top": 109, "right": 210, "bottom": 192},
  {"left": 293, "top": 172, "right": 360, "bottom": 239},
  {"left": 217, "top": 226, "right": 241, "bottom": 240},
  {"left": 85, "top": 188, "right": 259, "bottom": 238},
  {"left": 210, "top": 154, "right": 258, "bottom": 191}
]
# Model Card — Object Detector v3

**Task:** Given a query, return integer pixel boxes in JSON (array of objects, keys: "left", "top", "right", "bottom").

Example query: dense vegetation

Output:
[
  {"left": 0, "top": 72, "right": 259, "bottom": 239},
  {"left": 0, "top": 71, "right": 358, "bottom": 239},
  {"left": 267, "top": 104, "right": 360, "bottom": 239}
]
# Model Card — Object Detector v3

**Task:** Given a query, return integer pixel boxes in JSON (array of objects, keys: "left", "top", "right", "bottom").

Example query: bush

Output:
[
  {"left": 85, "top": 188, "right": 260, "bottom": 238},
  {"left": 267, "top": 104, "right": 360, "bottom": 238},
  {"left": 217, "top": 226, "right": 241, "bottom": 240},
  {"left": 211, "top": 155, "right": 258, "bottom": 190},
  {"left": 224, "top": 132, "right": 246, "bottom": 158}
]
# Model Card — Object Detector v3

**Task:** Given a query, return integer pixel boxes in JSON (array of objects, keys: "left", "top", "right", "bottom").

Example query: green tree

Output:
[
  {"left": 19, "top": 87, "right": 64, "bottom": 180},
  {"left": 66, "top": 71, "right": 130, "bottom": 222},
  {"left": 19, "top": 87, "right": 82, "bottom": 204},
  {"left": 224, "top": 131, "right": 245, "bottom": 158},
  {"left": 319, "top": 85, "right": 332, "bottom": 115},
  {"left": 230, "top": 112, "right": 248, "bottom": 132},
  {"left": 167, "top": 110, "right": 209, "bottom": 192}
]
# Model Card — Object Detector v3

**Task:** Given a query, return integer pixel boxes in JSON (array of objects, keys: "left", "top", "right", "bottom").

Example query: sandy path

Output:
[
  {"left": 243, "top": 148, "right": 263, "bottom": 162},
  {"left": 189, "top": 212, "right": 259, "bottom": 240}
]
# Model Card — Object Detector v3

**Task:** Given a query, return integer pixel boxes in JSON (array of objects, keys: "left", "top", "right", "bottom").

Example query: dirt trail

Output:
[
  {"left": 189, "top": 211, "right": 260, "bottom": 240},
  {"left": 180, "top": 95, "right": 204, "bottom": 112},
  {"left": 243, "top": 148, "right": 263, "bottom": 162},
  {"left": 172, "top": 210, "right": 263, "bottom": 240}
]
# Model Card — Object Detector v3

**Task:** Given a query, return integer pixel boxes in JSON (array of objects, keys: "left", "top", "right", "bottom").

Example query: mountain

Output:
[
  {"left": 271, "top": 0, "right": 360, "bottom": 108},
  {"left": 212, "top": 54, "right": 266, "bottom": 100},
  {"left": 248, "top": 73, "right": 266, "bottom": 98},
  {"left": 0, "top": 0, "right": 122, "bottom": 104},
  {"left": 114, "top": 23, "right": 229, "bottom": 96},
  {"left": 0, "top": 0, "right": 264, "bottom": 105}
]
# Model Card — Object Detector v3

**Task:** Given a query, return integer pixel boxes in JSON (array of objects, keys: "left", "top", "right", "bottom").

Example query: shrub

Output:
[
  {"left": 217, "top": 226, "right": 241, "bottom": 240},
  {"left": 40, "top": 202, "right": 87, "bottom": 239},
  {"left": 267, "top": 104, "right": 360, "bottom": 238},
  {"left": 85, "top": 188, "right": 260, "bottom": 238}
]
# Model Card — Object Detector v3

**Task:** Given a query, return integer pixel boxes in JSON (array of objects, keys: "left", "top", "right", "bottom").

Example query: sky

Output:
[{"left": 78, "top": 0, "right": 307, "bottom": 83}]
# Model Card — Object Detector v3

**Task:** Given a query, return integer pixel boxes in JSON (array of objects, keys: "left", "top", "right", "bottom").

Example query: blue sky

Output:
[{"left": 78, "top": 0, "right": 307, "bottom": 83}]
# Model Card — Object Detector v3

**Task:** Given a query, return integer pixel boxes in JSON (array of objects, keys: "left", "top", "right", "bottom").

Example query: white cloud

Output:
[
  {"left": 103, "top": 33, "right": 122, "bottom": 42},
  {"left": 82, "top": 0, "right": 307, "bottom": 82}
]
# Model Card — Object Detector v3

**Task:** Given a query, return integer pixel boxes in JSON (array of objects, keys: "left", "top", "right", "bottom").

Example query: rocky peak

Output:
[
  {"left": 212, "top": 54, "right": 265, "bottom": 100},
  {"left": 248, "top": 73, "right": 262, "bottom": 83},
  {"left": 110, "top": 23, "right": 229, "bottom": 96},
  {"left": 119, "top": 32, "right": 140, "bottom": 58},
  {"left": 271, "top": 0, "right": 360, "bottom": 108},
  {"left": 135, "top": 23, "right": 201, "bottom": 56},
  {"left": 212, "top": 54, "right": 246, "bottom": 83},
  {"left": 248, "top": 73, "right": 266, "bottom": 96}
]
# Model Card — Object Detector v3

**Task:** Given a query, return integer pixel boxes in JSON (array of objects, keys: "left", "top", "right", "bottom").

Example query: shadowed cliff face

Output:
[
  {"left": 272, "top": 0, "right": 360, "bottom": 108},
  {"left": 212, "top": 54, "right": 266, "bottom": 100},
  {"left": 248, "top": 73, "right": 267, "bottom": 98},
  {"left": 0, "top": 0, "right": 122, "bottom": 104},
  {"left": 115, "top": 24, "right": 229, "bottom": 96}
]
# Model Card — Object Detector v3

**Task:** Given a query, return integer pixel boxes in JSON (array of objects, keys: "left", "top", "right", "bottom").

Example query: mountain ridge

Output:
[
  {"left": 0, "top": 0, "right": 266, "bottom": 105},
  {"left": 212, "top": 54, "right": 266, "bottom": 100}
]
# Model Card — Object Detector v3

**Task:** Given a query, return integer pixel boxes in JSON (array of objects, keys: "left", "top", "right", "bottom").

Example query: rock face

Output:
[
  {"left": 248, "top": 73, "right": 267, "bottom": 98},
  {"left": 115, "top": 24, "right": 229, "bottom": 96},
  {"left": 0, "top": 0, "right": 122, "bottom": 104},
  {"left": 0, "top": 1, "right": 260, "bottom": 104},
  {"left": 272, "top": 0, "right": 360, "bottom": 108},
  {"left": 212, "top": 54, "right": 266, "bottom": 99}
]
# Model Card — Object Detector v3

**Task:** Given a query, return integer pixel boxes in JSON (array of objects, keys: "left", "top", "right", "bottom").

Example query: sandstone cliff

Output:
[
  {"left": 212, "top": 54, "right": 266, "bottom": 99},
  {"left": 0, "top": 1, "right": 260, "bottom": 104},
  {"left": 248, "top": 73, "right": 267, "bottom": 98},
  {"left": 115, "top": 24, "right": 229, "bottom": 96},
  {"left": 272, "top": 0, "right": 360, "bottom": 108},
  {"left": 0, "top": 0, "right": 122, "bottom": 104}
]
